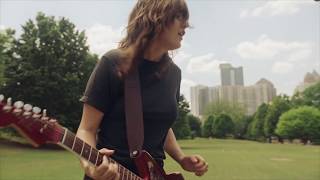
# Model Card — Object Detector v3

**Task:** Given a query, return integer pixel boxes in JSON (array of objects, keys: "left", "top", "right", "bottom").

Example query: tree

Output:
[
  {"left": 264, "top": 95, "right": 291, "bottom": 141},
  {"left": 204, "top": 100, "right": 246, "bottom": 138},
  {"left": 249, "top": 103, "right": 269, "bottom": 140},
  {"left": 302, "top": 82, "right": 320, "bottom": 108},
  {"left": 0, "top": 28, "right": 15, "bottom": 86},
  {"left": 172, "top": 95, "right": 191, "bottom": 139},
  {"left": 236, "top": 115, "right": 253, "bottom": 139},
  {"left": 291, "top": 83, "right": 320, "bottom": 109},
  {"left": 276, "top": 106, "right": 320, "bottom": 144},
  {"left": 1, "top": 12, "right": 97, "bottom": 131},
  {"left": 187, "top": 114, "right": 202, "bottom": 138},
  {"left": 202, "top": 115, "right": 215, "bottom": 138},
  {"left": 212, "top": 113, "right": 234, "bottom": 138},
  {"left": 204, "top": 101, "right": 246, "bottom": 122}
]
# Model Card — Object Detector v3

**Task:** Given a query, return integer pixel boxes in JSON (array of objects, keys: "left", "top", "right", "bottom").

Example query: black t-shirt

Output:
[{"left": 80, "top": 49, "right": 181, "bottom": 175}]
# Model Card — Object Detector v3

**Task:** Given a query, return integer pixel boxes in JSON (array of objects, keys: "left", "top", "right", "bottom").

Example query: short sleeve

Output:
[
  {"left": 80, "top": 55, "right": 114, "bottom": 113},
  {"left": 176, "top": 68, "right": 181, "bottom": 103}
]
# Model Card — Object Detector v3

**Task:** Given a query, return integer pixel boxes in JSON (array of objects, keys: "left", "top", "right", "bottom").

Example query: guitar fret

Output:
[
  {"left": 120, "top": 166, "right": 124, "bottom": 179},
  {"left": 71, "top": 135, "right": 76, "bottom": 150},
  {"left": 96, "top": 152, "right": 103, "bottom": 166},
  {"left": 89, "top": 149, "right": 98, "bottom": 165},
  {"left": 123, "top": 170, "right": 127, "bottom": 180},
  {"left": 88, "top": 147, "right": 92, "bottom": 162},
  {"left": 73, "top": 137, "right": 84, "bottom": 155},
  {"left": 61, "top": 128, "right": 67, "bottom": 143},
  {"left": 82, "top": 143, "right": 91, "bottom": 160},
  {"left": 62, "top": 130, "right": 75, "bottom": 149}
]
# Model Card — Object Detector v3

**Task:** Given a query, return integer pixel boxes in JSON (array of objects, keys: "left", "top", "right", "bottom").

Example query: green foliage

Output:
[
  {"left": 235, "top": 115, "right": 253, "bottom": 139},
  {"left": 172, "top": 95, "right": 191, "bottom": 139},
  {"left": 0, "top": 28, "right": 15, "bottom": 85},
  {"left": 204, "top": 100, "right": 246, "bottom": 122},
  {"left": 0, "top": 12, "right": 97, "bottom": 131},
  {"left": 248, "top": 103, "right": 269, "bottom": 139},
  {"left": 204, "top": 100, "right": 246, "bottom": 138},
  {"left": 202, "top": 115, "right": 215, "bottom": 138},
  {"left": 276, "top": 106, "right": 320, "bottom": 144},
  {"left": 302, "top": 82, "right": 320, "bottom": 108},
  {"left": 291, "top": 83, "right": 320, "bottom": 109},
  {"left": 186, "top": 114, "right": 202, "bottom": 138},
  {"left": 264, "top": 95, "right": 291, "bottom": 138},
  {"left": 212, "top": 113, "right": 234, "bottom": 138}
]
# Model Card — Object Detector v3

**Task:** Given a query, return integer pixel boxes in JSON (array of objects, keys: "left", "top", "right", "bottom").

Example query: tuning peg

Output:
[
  {"left": 32, "top": 107, "right": 41, "bottom": 114},
  {"left": 42, "top": 109, "right": 47, "bottom": 117},
  {"left": 41, "top": 109, "right": 49, "bottom": 121},
  {"left": 32, "top": 106, "right": 42, "bottom": 119},
  {"left": 7, "top": 98, "right": 12, "bottom": 106},
  {"left": 14, "top": 101, "right": 24, "bottom": 109},
  {"left": 23, "top": 104, "right": 33, "bottom": 116},
  {"left": 23, "top": 104, "right": 33, "bottom": 111},
  {"left": 2, "top": 97, "right": 13, "bottom": 112},
  {"left": 12, "top": 101, "right": 24, "bottom": 115},
  {"left": 0, "top": 94, "right": 4, "bottom": 102}
]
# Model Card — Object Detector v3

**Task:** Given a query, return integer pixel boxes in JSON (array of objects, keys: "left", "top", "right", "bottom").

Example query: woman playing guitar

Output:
[{"left": 77, "top": 0, "right": 209, "bottom": 179}]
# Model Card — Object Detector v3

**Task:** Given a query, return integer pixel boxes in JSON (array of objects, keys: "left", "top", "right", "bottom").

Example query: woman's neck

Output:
[{"left": 144, "top": 41, "right": 167, "bottom": 62}]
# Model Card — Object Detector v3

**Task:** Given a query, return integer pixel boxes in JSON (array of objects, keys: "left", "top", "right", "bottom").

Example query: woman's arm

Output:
[
  {"left": 164, "top": 128, "right": 208, "bottom": 176},
  {"left": 76, "top": 103, "right": 119, "bottom": 180},
  {"left": 76, "top": 103, "right": 103, "bottom": 147},
  {"left": 164, "top": 128, "right": 185, "bottom": 163}
]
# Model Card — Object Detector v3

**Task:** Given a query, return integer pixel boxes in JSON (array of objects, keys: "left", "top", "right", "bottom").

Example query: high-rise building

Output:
[
  {"left": 219, "top": 63, "right": 244, "bottom": 86},
  {"left": 190, "top": 64, "right": 277, "bottom": 118},
  {"left": 190, "top": 85, "right": 210, "bottom": 118},
  {"left": 242, "top": 79, "right": 276, "bottom": 115},
  {"left": 294, "top": 70, "right": 320, "bottom": 93}
]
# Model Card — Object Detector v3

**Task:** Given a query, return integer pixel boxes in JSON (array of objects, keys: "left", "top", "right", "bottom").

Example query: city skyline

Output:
[
  {"left": 190, "top": 63, "right": 277, "bottom": 117},
  {"left": 1, "top": 0, "right": 319, "bottom": 103}
]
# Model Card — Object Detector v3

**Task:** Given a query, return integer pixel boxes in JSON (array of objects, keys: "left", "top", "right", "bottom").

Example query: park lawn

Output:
[{"left": 0, "top": 138, "right": 319, "bottom": 180}]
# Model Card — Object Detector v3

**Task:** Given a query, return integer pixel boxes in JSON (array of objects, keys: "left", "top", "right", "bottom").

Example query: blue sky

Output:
[{"left": 1, "top": 0, "right": 319, "bottom": 102}]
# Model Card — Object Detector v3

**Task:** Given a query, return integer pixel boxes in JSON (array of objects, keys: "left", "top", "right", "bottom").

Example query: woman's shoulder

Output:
[
  {"left": 101, "top": 49, "right": 123, "bottom": 63},
  {"left": 168, "top": 58, "right": 181, "bottom": 75}
]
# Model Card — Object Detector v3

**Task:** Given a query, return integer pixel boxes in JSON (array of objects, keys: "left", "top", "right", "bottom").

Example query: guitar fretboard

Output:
[{"left": 60, "top": 129, "right": 142, "bottom": 180}]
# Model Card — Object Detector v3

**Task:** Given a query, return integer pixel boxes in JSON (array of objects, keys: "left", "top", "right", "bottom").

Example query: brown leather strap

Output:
[{"left": 125, "top": 68, "right": 144, "bottom": 158}]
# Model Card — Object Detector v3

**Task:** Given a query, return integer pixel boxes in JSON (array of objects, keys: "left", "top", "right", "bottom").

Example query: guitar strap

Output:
[{"left": 124, "top": 67, "right": 144, "bottom": 158}]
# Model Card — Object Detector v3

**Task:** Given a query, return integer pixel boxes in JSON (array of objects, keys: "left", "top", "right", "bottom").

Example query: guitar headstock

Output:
[{"left": 0, "top": 94, "right": 64, "bottom": 147}]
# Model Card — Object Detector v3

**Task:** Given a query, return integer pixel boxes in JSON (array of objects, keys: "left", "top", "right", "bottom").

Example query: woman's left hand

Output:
[{"left": 179, "top": 155, "right": 208, "bottom": 176}]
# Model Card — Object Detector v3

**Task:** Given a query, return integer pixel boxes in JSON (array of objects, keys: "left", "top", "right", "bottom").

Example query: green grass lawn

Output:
[{"left": 0, "top": 138, "right": 319, "bottom": 180}]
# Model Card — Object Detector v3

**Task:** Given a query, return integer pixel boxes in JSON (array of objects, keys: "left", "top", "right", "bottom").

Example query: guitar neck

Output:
[{"left": 58, "top": 128, "right": 142, "bottom": 180}]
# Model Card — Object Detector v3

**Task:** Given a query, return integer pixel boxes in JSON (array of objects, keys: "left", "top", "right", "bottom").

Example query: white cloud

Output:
[
  {"left": 171, "top": 50, "right": 192, "bottom": 67},
  {"left": 235, "top": 34, "right": 312, "bottom": 61},
  {"left": 186, "top": 53, "right": 227, "bottom": 74},
  {"left": 240, "top": 0, "right": 315, "bottom": 18},
  {"left": 85, "top": 24, "right": 124, "bottom": 57},
  {"left": 288, "top": 49, "right": 312, "bottom": 62},
  {"left": 272, "top": 61, "right": 294, "bottom": 74}
]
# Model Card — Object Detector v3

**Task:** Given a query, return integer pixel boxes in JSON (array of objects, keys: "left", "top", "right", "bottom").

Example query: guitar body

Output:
[{"left": 135, "top": 150, "right": 184, "bottom": 180}]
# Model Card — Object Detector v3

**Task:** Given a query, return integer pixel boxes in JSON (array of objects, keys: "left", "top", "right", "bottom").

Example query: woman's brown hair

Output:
[{"left": 117, "top": 0, "right": 189, "bottom": 78}]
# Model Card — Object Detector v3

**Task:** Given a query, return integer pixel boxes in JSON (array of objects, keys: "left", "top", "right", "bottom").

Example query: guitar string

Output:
[{"left": 42, "top": 119, "right": 142, "bottom": 180}]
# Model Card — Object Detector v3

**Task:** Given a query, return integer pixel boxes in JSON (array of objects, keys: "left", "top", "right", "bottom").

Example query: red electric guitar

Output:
[{"left": 0, "top": 95, "right": 184, "bottom": 180}]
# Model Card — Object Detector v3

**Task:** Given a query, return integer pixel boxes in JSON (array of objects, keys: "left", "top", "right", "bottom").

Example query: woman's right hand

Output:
[{"left": 81, "top": 148, "right": 120, "bottom": 180}]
